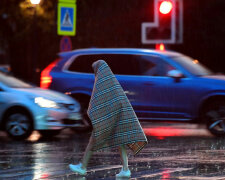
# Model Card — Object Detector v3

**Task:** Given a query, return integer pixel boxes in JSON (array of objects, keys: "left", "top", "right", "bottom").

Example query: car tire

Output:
[
  {"left": 202, "top": 100, "right": 225, "bottom": 137},
  {"left": 38, "top": 130, "right": 61, "bottom": 137},
  {"left": 4, "top": 111, "right": 33, "bottom": 140},
  {"left": 71, "top": 100, "right": 93, "bottom": 133}
]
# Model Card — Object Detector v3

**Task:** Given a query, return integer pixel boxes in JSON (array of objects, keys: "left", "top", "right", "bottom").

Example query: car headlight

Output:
[{"left": 34, "top": 97, "right": 59, "bottom": 108}]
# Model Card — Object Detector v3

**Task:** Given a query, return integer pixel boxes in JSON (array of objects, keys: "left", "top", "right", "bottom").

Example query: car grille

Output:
[
  {"left": 59, "top": 103, "right": 75, "bottom": 111},
  {"left": 62, "top": 119, "right": 80, "bottom": 125}
]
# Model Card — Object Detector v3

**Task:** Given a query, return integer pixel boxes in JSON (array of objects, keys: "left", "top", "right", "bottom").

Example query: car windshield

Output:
[
  {"left": 0, "top": 72, "right": 32, "bottom": 88},
  {"left": 172, "top": 56, "right": 213, "bottom": 76}
]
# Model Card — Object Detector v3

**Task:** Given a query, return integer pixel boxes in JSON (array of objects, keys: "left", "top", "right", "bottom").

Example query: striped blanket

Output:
[{"left": 87, "top": 60, "right": 147, "bottom": 155}]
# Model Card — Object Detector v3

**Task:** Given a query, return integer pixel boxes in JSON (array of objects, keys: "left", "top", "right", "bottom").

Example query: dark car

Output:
[
  {"left": 40, "top": 48, "right": 225, "bottom": 136},
  {"left": 0, "top": 64, "right": 11, "bottom": 74}
]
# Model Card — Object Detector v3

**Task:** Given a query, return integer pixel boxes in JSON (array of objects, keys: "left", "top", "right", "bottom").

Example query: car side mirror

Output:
[{"left": 167, "top": 70, "right": 183, "bottom": 82}]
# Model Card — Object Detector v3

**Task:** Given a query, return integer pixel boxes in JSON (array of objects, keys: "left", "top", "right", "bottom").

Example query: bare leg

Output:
[
  {"left": 118, "top": 145, "right": 129, "bottom": 171},
  {"left": 116, "top": 145, "right": 131, "bottom": 177},
  {"left": 81, "top": 133, "right": 95, "bottom": 169},
  {"left": 69, "top": 133, "right": 95, "bottom": 175}
]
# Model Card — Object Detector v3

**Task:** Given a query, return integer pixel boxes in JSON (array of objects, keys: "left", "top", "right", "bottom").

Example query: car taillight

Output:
[{"left": 40, "top": 59, "right": 60, "bottom": 89}]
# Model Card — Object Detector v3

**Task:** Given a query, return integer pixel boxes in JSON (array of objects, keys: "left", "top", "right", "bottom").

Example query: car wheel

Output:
[
  {"left": 71, "top": 100, "right": 93, "bottom": 133},
  {"left": 203, "top": 101, "right": 225, "bottom": 137},
  {"left": 38, "top": 130, "right": 61, "bottom": 137},
  {"left": 4, "top": 111, "right": 33, "bottom": 140}
]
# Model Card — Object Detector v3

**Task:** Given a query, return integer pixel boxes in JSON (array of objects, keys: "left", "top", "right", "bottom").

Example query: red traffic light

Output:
[{"left": 159, "top": 1, "right": 173, "bottom": 14}]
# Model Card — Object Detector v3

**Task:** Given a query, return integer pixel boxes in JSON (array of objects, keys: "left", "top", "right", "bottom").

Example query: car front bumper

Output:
[{"left": 34, "top": 108, "right": 83, "bottom": 130}]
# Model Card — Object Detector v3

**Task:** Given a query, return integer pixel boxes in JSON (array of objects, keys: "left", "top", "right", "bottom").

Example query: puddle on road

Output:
[{"left": 0, "top": 125, "right": 224, "bottom": 179}]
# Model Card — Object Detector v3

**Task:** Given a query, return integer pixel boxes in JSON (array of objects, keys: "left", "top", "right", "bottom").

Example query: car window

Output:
[
  {"left": 139, "top": 56, "right": 158, "bottom": 76},
  {"left": 68, "top": 54, "right": 141, "bottom": 75},
  {"left": 139, "top": 55, "right": 176, "bottom": 76},
  {"left": 68, "top": 54, "right": 97, "bottom": 73},
  {"left": 172, "top": 56, "right": 213, "bottom": 76},
  {"left": 159, "top": 60, "right": 177, "bottom": 76},
  {"left": 106, "top": 54, "right": 140, "bottom": 75}
]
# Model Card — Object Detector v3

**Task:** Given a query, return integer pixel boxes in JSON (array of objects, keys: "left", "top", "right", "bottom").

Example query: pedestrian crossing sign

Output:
[{"left": 57, "top": 3, "right": 76, "bottom": 36}]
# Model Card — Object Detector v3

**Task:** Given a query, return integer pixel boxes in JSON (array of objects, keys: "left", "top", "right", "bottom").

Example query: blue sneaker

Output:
[
  {"left": 69, "top": 163, "right": 87, "bottom": 175},
  {"left": 116, "top": 168, "right": 131, "bottom": 178}
]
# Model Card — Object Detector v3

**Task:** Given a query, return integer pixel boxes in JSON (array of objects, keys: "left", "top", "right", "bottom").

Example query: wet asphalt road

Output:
[{"left": 0, "top": 122, "right": 225, "bottom": 180}]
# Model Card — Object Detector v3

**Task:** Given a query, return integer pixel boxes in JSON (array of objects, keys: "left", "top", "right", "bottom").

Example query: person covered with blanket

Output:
[{"left": 69, "top": 60, "right": 147, "bottom": 178}]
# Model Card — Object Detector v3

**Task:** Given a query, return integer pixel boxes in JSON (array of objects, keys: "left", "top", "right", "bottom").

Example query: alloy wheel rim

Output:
[
  {"left": 206, "top": 110, "right": 225, "bottom": 133},
  {"left": 6, "top": 113, "right": 30, "bottom": 136}
]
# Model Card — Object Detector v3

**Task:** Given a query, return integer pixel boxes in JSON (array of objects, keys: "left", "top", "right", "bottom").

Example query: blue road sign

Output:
[{"left": 58, "top": 3, "right": 76, "bottom": 36}]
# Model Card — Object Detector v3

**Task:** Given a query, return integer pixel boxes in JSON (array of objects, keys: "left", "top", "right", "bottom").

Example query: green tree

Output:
[{"left": 0, "top": 0, "right": 57, "bottom": 83}]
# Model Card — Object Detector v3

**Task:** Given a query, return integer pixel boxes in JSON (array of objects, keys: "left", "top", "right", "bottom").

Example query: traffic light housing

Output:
[{"left": 142, "top": 0, "right": 183, "bottom": 44}]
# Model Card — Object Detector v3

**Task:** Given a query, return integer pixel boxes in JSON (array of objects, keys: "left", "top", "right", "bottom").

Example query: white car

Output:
[{"left": 0, "top": 72, "right": 82, "bottom": 140}]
